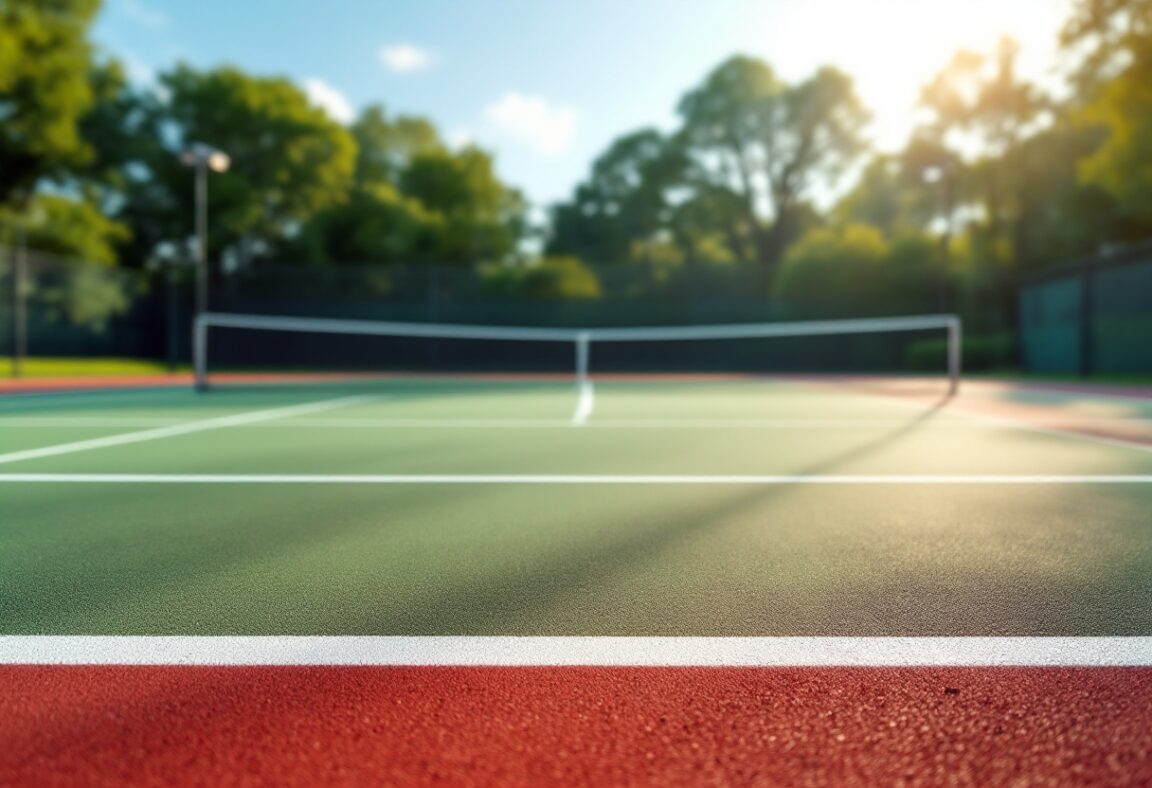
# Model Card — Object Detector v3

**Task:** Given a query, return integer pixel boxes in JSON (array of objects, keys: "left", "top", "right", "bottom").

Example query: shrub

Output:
[{"left": 904, "top": 333, "right": 1016, "bottom": 372}]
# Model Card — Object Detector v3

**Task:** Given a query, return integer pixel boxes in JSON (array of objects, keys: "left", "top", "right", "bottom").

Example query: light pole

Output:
[
  {"left": 8, "top": 193, "right": 32, "bottom": 378},
  {"left": 179, "top": 144, "right": 231, "bottom": 319},
  {"left": 8, "top": 223, "right": 26, "bottom": 378}
]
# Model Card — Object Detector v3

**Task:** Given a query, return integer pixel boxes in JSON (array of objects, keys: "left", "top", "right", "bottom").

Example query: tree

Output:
[
  {"left": 1072, "top": 28, "right": 1152, "bottom": 232},
  {"left": 677, "top": 56, "right": 870, "bottom": 268},
  {"left": 0, "top": 0, "right": 101, "bottom": 206},
  {"left": 13, "top": 194, "right": 129, "bottom": 264},
  {"left": 773, "top": 223, "right": 889, "bottom": 316},
  {"left": 915, "top": 38, "right": 1053, "bottom": 294},
  {"left": 1, "top": 194, "right": 133, "bottom": 328},
  {"left": 76, "top": 59, "right": 156, "bottom": 198},
  {"left": 162, "top": 65, "right": 356, "bottom": 256},
  {"left": 664, "top": 184, "right": 751, "bottom": 264},
  {"left": 774, "top": 223, "right": 942, "bottom": 318},
  {"left": 1061, "top": 0, "right": 1152, "bottom": 94},
  {"left": 280, "top": 183, "right": 444, "bottom": 264},
  {"left": 1012, "top": 122, "right": 1118, "bottom": 261},
  {"left": 547, "top": 129, "right": 689, "bottom": 263},
  {"left": 94, "top": 65, "right": 358, "bottom": 268},
  {"left": 352, "top": 105, "right": 443, "bottom": 186},
  {"left": 834, "top": 155, "right": 932, "bottom": 239},
  {"left": 481, "top": 256, "right": 601, "bottom": 300},
  {"left": 399, "top": 147, "right": 528, "bottom": 264},
  {"left": 284, "top": 105, "right": 529, "bottom": 266}
]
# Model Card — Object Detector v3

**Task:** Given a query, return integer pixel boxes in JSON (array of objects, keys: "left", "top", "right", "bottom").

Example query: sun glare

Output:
[{"left": 769, "top": 0, "right": 1069, "bottom": 150}]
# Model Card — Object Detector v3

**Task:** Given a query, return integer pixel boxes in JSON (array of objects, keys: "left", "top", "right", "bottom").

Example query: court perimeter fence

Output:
[
  {"left": 1019, "top": 239, "right": 1152, "bottom": 376},
  {"left": 4, "top": 244, "right": 1148, "bottom": 376}
]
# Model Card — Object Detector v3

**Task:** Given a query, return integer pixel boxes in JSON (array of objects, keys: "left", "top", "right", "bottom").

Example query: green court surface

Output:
[{"left": 2, "top": 379, "right": 1152, "bottom": 638}]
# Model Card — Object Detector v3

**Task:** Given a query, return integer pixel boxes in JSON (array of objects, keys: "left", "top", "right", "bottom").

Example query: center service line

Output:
[{"left": 570, "top": 381, "right": 596, "bottom": 426}]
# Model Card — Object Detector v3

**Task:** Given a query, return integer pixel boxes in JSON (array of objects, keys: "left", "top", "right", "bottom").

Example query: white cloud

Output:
[
  {"left": 303, "top": 78, "right": 355, "bottom": 124},
  {"left": 120, "top": 0, "right": 169, "bottom": 29},
  {"left": 378, "top": 44, "right": 433, "bottom": 74},
  {"left": 485, "top": 92, "right": 577, "bottom": 157}
]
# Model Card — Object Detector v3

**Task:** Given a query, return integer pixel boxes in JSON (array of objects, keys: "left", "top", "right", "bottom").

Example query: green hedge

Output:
[{"left": 904, "top": 333, "right": 1016, "bottom": 372}]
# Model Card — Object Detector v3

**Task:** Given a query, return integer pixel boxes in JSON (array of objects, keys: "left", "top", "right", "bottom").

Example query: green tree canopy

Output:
[
  {"left": 0, "top": 0, "right": 101, "bottom": 206},
  {"left": 774, "top": 223, "right": 943, "bottom": 318},
  {"left": 1062, "top": 0, "right": 1152, "bottom": 93},
  {"left": 1072, "top": 21, "right": 1152, "bottom": 231},
  {"left": 547, "top": 128, "right": 688, "bottom": 263},
  {"left": 281, "top": 182, "right": 443, "bottom": 265},
  {"left": 352, "top": 105, "right": 444, "bottom": 186},
  {"left": 678, "top": 56, "right": 870, "bottom": 266},
  {"left": 1, "top": 193, "right": 133, "bottom": 328},
  {"left": 282, "top": 104, "right": 529, "bottom": 266},
  {"left": 482, "top": 256, "right": 601, "bottom": 300},
  {"left": 158, "top": 65, "right": 357, "bottom": 255}
]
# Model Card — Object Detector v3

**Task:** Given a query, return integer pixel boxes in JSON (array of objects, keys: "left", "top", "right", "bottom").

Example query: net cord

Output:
[{"left": 194, "top": 312, "right": 962, "bottom": 395}]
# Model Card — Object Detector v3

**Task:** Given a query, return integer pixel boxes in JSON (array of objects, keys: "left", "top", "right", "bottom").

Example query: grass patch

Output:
[
  {"left": 904, "top": 334, "right": 1015, "bottom": 373},
  {"left": 6, "top": 357, "right": 185, "bottom": 378}
]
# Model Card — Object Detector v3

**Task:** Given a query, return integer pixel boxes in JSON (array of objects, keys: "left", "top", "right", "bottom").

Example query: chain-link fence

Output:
[
  {"left": 1, "top": 248, "right": 1036, "bottom": 376},
  {"left": 1019, "top": 240, "right": 1152, "bottom": 376},
  {"left": 1, "top": 255, "right": 780, "bottom": 374},
  {"left": 0, "top": 247, "right": 190, "bottom": 371}
]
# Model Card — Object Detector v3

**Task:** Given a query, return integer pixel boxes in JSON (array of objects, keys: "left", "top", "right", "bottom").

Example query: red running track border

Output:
[{"left": 3, "top": 666, "right": 1151, "bottom": 786}]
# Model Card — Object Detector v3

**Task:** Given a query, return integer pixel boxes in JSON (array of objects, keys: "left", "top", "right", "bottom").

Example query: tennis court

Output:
[{"left": 3, "top": 336, "right": 1152, "bottom": 783}]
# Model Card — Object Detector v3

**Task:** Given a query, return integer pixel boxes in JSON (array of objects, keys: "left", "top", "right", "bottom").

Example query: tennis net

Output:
[{"left": 193, "top": 312, "right": 962, "bottom": 394}]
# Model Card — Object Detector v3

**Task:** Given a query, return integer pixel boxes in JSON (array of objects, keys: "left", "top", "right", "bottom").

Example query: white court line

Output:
[
  {"left": 0, "top": 395, "right": 380, "bottom": 466},
  {"left": 571, "top": 381, "right": 595, "bottom": 426},
  {"left": 3, "top": 415, "right": 1151, "bottom": 431},
  {"left": 0, "top": 417, "right": 983, "bottom": 429},
  {"left": 2, "top": 473, "right": 1152, "bottom": 484},
  {"left": 1, "top": 636, "right": 1150, "bottom": 666},
  {"left": 263, "top": 417, "right": 1020, "bottom": 429}
]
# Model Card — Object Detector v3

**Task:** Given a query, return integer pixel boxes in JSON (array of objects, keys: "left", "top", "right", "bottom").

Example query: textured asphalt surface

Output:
[
  {"left": 3, "top": 666, "right": 1151, "bottom": 786},
  {"left": 3, "top": 379, "right": 1152, "bottom": 785}
]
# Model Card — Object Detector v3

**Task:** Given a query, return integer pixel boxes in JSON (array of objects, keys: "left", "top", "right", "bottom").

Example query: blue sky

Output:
[{"left": 93, "top": 0, "right": 1069, "bottom": 209}]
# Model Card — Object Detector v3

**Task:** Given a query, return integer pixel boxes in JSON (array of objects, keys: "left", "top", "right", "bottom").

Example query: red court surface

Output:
[{"left": 3, "top": 666, "right": 1151, "bottom": 786}]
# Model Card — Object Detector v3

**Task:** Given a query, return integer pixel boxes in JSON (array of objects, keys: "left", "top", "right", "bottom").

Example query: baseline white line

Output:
[
  {"left": 3, "top": 416, "right": 1150, "bottom": 431},
  {"left": 571, "top": 381, "right": 595, "bottom": 426},
  {"left": 0, "top": 395, "right": 380, "bottom": 466},
  {"left": 2, "top": 636, "right": 1150, "bottom": 666},
  {"left": 1, "top": 473, "right": 1151, "bottom": 484},
  {"left": 0, "top": 417, "right": 986, "bottom": 430},
  {"left": 262, "top": 417, "right": 1011, "bottom": 430}
]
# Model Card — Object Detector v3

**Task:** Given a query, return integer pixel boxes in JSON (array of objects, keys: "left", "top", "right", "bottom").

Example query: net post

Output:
[
  {"left": 193, "top": 314, "right": 209, "bottom": 392},
  {"left": 946, "top": 315, "right": 962, "bottom": 397},
  {"left": 575, "top": 331, "right": 591, "bottom": 385}
]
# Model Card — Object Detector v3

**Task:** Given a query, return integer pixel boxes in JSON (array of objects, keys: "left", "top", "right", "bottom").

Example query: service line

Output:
[{"left": 2, "top": 473, "right": 1152, "bottom": 484}]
